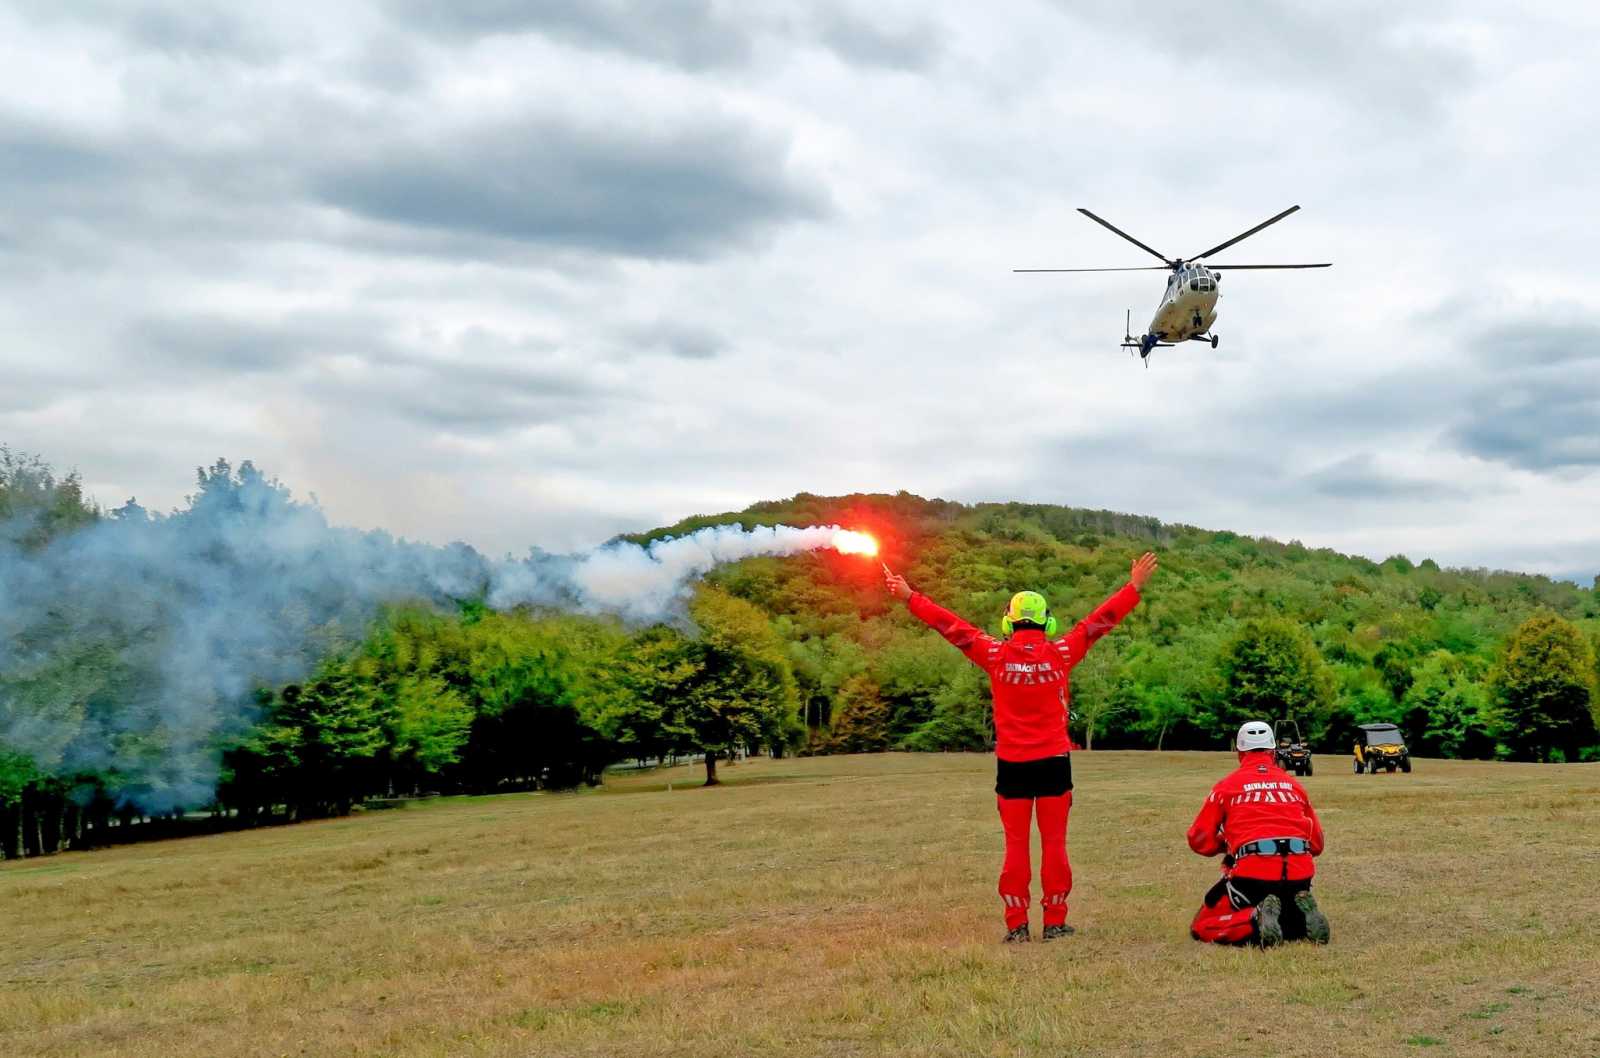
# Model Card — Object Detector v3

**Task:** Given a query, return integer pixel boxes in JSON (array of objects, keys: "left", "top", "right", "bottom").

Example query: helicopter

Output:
[{"left": 1016, "top": 205, "right": 1331, "bottom": 365}]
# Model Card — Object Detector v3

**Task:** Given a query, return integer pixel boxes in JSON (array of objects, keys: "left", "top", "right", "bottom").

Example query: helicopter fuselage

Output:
[{"left": 1148, "top": 261, "right": 1219, "bottom": 342}]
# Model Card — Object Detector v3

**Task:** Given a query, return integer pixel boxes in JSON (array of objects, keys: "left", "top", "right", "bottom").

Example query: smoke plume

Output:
[
  {"left": 489, "top": 523, "right": 861, "bottom": 622},
  {"left": 0, "top": 461, "right": 866, "bottom": 808}
]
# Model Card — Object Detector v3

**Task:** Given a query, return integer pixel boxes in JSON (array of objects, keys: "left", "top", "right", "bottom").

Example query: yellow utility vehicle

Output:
[{"left": 1353, "top": 723, "right": 1411, "bottom": 774}]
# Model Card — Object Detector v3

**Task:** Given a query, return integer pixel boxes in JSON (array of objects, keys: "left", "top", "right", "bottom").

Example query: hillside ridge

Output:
[{"left": 630, "top": 489, "right": 1584, "bottom": 589}]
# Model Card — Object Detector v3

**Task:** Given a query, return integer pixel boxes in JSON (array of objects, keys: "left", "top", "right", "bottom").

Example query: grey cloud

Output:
[
  {"left": 976, "top": 432, "right": 1283, "bottom": 507},
  {"left": 0, "top": 364, "right": 83, "bottom": 414},
  {"left": 360, "top": 357, "right": 620, "bottom": 434},
  {"left": 383, "top": 0, "right": 755, "bottom": 68},
  {"left": 120, "top": 5, "right": 280, "bottom": 60},
  {"left": 983, "top": 388, "right": 1480, "bottom": 525},
  {"left": 309, "top": 324, "right": 624, "bottom": 435},
  {"left": 1469, "top": 321, "right": 1600, "bottom": 366},
  {"left": 352, "top": 33, "right": 431, "bottom": 92},
  {"left": 1055, "top": 1, "right": 1479, "bottom": 118},
  {"left": 813, "top": 9, "right": 942, "bottom": 72},
  {"left": 124, "top": 312, "right": 622, "bottom": 435},
  {"left": 0, "top": 115, "right": 310, "bottom": 267},
  {"left": 125, "top": 313, "right": 388, "bottom": 375},
  {"left": 381, "top": 0, "right": 941, "bottom": 73},
  {"left": 11, "top": 0, "right": 283, "bottom": 62},
  {"left": 1, "top": 86, "right": 827, "bottom": 270},
  {"left": 1264, "top": 308, "right": 1600, "bottom": 476},
  {"left": 1302, "top": 453, "right": 1468, "bottom": 501},
  {"left": 0, "top": 125, "right": 121, "bottom": 188},
  {"left": 1433, "top": 318, "right": 1600, "bottom": 471},
  {"left": 625, "top": 320, "right": 729, "bottom": 360},
  {"left": 313, "top": 114, "right": 829, "bottom": 260},
  {"left": 1256, "top": 374, "right": 1462, "bottom": 441},
  {"left": 1451, "top": 377, "right": 1600, "bottom": 470}
]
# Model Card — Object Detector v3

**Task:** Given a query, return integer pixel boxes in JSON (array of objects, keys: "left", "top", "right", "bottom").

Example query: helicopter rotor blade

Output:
[
  {"left": 1013, "top": 266, "right": 1172, "bottom": 272},
  {"left": 1207, "top": 263, "right": 1332, "bottom": 269},
  {"left": 1188, "top": 205, "right": 1302, "bottom": 261},
  {"left": 1076, "top": 209, "right": 1173, "bottom": 265}
]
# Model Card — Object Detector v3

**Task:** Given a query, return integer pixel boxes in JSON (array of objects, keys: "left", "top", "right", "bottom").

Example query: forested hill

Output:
[{"left": 642, "top": 490, "right": 1599, "bottom": 760}]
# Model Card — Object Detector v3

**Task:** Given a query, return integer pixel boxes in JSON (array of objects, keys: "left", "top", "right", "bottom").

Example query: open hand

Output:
[
  {"left": 883, "top": 563, "right": 913, "bottom": 600},
  {"left": 1130, "top": 551, "right": 1158, "bottom": 590}
]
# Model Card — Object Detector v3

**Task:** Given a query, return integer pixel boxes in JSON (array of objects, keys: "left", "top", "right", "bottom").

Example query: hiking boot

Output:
[
  {"left": 1255, "top": 895, "right": 1284, "bottom": 948},
  {"left": 1041, "top": 923, "right": 1075, "bottom": 942},
  {"left": 1294, "top": 890, "right": 1330, "bottom": 944},
  {"left": 1003, "top": 924, "right": 1031, "bottom": 944}
]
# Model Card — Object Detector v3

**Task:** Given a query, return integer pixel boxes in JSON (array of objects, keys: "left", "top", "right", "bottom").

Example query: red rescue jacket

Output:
[
  {"left": 906, "top": 583, "right": 1141, "bottom": 761},
  {"left": 1187, "top": 751, "right": 1325, "bottom": 882}
]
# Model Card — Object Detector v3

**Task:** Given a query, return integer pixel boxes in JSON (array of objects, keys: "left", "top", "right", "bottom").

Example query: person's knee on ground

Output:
[{"left": 1189, "top": 877, "right": 1258, "bottom": 944}]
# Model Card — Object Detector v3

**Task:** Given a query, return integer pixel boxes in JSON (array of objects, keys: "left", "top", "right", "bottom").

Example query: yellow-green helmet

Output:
[{"left": 1001, "top": 590, "right": 1058, "bottom": 636}]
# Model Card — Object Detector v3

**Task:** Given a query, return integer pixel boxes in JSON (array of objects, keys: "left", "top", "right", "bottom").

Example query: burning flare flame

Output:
[{"left": 831, "top": 529, "right": 879, "bottom": 557}]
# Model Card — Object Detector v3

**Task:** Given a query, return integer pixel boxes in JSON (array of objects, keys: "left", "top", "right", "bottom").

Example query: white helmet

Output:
[{"left": 1236, "top": 721, "right": 1275, "bottom": 752}]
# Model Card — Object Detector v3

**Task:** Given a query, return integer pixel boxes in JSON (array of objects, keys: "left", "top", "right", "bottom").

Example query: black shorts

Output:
[
  {"left": 995, "top": 754, "right": 1072, "bottom": 799},
  {"left": 1202, "top": 875, "right": 1314, "bottom": 910}
]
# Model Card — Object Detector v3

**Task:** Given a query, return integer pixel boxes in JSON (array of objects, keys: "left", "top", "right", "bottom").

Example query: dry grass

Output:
[{"left": 4, "top": 752, "right": 1598, "bottom": 1057}]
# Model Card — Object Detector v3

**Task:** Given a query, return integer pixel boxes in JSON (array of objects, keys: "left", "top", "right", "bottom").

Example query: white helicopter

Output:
[{"left": 1016, "top": 205, "right": 1331, "bottom": 365}]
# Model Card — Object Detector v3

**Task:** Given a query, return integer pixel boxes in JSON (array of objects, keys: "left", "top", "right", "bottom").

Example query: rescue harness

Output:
[
  {"left": 1232, "top": 837, "right": 1311, "bottom": 858},
  {"left": 1231, "top": 836, "right": 1311, "bottom": 882}
]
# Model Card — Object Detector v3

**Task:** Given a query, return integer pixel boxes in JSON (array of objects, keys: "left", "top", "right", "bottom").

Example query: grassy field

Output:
[{"left": 4, "top": 752, "right": 1598, "bottom": 1058}]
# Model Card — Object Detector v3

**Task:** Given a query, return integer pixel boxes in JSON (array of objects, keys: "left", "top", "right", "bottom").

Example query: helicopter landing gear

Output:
[
  {"left": 1186, "top": 332, "right": 1219, "bottom": 349},
  {"left": 1211, "top": 333, "right": 1219, "bottom": 348}
]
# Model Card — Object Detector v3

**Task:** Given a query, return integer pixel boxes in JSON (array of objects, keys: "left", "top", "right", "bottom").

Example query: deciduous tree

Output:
[
  {"left": 1492, "top": 612, "right": 1597, "bottom": 762},
  {"left": 1217, "top": 618, "right": 1334, "bottom": 732}
]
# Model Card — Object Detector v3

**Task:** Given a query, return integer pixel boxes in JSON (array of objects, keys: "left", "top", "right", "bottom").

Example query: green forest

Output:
[{"left": 3, "top": 450, "right": 1598, "bottom": 859}]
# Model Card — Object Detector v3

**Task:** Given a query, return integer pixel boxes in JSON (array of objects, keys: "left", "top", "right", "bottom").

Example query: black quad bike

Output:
[
  {"left": 1353, "top": 723, "right": 1412, "bottom": 774},
  {"left": 1274, "top": 719, "right": 1313, "bottom": 776}
]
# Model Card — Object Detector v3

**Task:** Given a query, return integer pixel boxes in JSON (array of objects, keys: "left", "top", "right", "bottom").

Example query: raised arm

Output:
[
  {"left": 1056, "top": 552, "right": 1156, "bottom": 661},
  {"left": 884, "top": 564, "right": 998, "bottom": 668}
]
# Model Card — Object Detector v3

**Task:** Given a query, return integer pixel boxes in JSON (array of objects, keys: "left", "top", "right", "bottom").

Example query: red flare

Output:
[{"left": 832, "top": 530, "right": 879, "bottom": 557}]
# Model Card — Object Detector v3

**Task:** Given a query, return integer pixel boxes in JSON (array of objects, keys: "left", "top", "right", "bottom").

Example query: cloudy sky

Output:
[{"left": 2, "top": 1, "right": 1597, "bottom": 579}]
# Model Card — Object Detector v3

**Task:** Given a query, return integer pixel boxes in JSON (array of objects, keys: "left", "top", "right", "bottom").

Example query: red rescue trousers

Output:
[
  {"left": 1189, "top": 875, "right": 1259, "bottom": 944},
  {"left": 997, "top": 792, "right": 1073, "bottom": 929}
]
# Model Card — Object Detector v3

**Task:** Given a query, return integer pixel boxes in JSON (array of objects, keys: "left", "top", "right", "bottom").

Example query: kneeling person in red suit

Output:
[
  {"left": 884, "top": 553, "right": 1157, "bottom": 942},
  {"left": 1188, "top": 721, "right": 1332, "bottom": 947}
]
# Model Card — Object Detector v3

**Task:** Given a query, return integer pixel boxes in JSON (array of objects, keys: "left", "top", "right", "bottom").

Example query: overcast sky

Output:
[{"left": 2, "top": 0, "right": 1597, "bottom": 579}]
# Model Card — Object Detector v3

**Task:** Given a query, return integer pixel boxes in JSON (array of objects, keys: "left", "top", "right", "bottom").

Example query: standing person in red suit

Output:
[
  {"left": 883, "top": 552, "right": 1158, "bottom": 942},
  {"left": 1187, "top": 720, "right": 1332, "bottom": 947}
]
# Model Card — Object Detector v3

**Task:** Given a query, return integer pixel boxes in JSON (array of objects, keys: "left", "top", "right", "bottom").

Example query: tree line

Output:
[{"left": 3, "top": 452, "right": 1599, "bottom": 860}]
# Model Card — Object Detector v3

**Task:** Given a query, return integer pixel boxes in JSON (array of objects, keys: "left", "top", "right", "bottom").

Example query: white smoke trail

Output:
[
  {"left": 489, "top": 523, "right": 868, "bottom": 622},
  {"left": 1, "top": 465, "right": 874, "bottom": 808}
]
